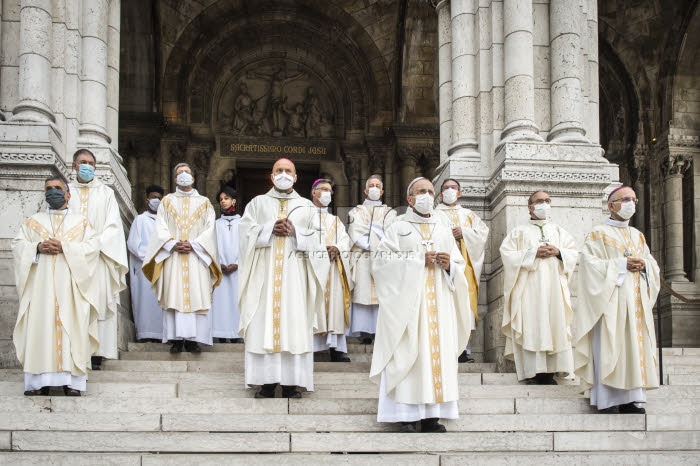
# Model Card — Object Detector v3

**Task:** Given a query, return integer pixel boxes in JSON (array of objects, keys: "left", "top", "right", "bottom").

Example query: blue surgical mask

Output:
[{"left": 78, "top": 164, "right": 95, "bottom": 182}]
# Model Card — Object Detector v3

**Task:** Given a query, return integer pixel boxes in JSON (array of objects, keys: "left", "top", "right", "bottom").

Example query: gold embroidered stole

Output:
[
  {"left": 323, "top": 214, "right": 351, "bottom": 326},
  {"left": 271, "top": 199, "right": 288, "bottom": 352},
  {"left": 419, "top": 223, "right": 443, "bottom": 403},
  {"left": 447, "top": 209, "right": 479, "bottom": 322}
]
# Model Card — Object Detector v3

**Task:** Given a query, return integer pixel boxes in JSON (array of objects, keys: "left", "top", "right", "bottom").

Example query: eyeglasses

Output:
[
  {"left": 530, "top": 198, "right": 551, "bottom": 205},
  {"left": 442, "top": 185, "right": 459, "bottom": 191},
  {"left": 610, "top": 197, "right": 638, "bottom": 205}
]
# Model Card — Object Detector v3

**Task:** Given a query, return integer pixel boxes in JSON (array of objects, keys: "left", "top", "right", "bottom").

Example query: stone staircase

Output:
[{"left": 1, "top": 343, "right": 699, "bottom": 464}]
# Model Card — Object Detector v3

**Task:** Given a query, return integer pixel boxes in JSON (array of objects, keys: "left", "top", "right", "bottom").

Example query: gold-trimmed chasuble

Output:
[
  {"left": 419, "top": 223, "right": 443, "bottom": 403},
  {"left": 271, "top": 199, "right": 288, "bottom": 353}
]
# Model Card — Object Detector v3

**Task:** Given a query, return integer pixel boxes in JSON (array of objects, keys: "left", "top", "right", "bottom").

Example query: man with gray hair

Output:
[
  {"left": 142, "top": 163, "right": 221, "bottom": 354},
  {"left": 347, "top": 175, "right": 397, "bottom": 343}
]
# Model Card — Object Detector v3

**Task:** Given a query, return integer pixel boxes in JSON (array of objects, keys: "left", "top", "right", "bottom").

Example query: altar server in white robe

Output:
[
  {"left": 575, "top": 186, "right": 660, "bottom": 414},
  {"left": 309, "top": 179, "right": 353, "bottom": 362},
  {"left": 126, "top": 184, "right": 165, "bottom": 341},
  {"left": 348, "top": 175, "right": 397, "bottom": 343},
  {"left": 436, "top": 178, "right": 489, "bottom": 363},
  {"left": 370, "top": 177, "right": 471, "bottom": 433},
  {"left": 13, "top": 176, "right": 100, "bottom": 396},
  {"left": 142, "top": 163, "right": 221, "bottom": 354},
  {"left": 68, "top": 149, "right": 128, "bottom": 369},
  {"left": 239, "top": 158, "right": 329, "bottom": 398},
  {"left": 500, "top": 191, "right": 578, "bottom": 385},
  {"left": 211, "top": 186, "right": 242, "bottom": 342}
]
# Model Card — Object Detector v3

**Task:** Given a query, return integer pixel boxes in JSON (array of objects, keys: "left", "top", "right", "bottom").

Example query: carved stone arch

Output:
[{"left": 670, "top": 3, "right": 700, "bottom": 132}]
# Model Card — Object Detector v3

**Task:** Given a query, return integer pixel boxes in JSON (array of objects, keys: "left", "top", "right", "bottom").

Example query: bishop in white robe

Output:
[
  {"left": 500, "top": 191, "right": 577, "bottom": 384},
  {"left": 13, "top": 176, "right": 100, "bottom": 396},
  {"left": 370, "top": 178, "right": 471, "bottom": 433},
  {"left": 142, "top": 163, "right": 221, "bottom": 353},
  {"left": 435, "top": 178, "right": 489, "bottom": 362},
  {"left": 238, "top": 158, "right": 329, "bottom": 398},
  {"left": 575, "top": 186, "right": 660, "bottom": 414},
  {"left": 348, "top": 175, "right": 397, "bottom": 341},
  {"left": 309, "top": 179, "right": 353, "bottom": 362},
  {"left": 211, "top": 186, "right": 242, "bottom": 341},
  {"left": 126, "top": 185, "right": 164, "bottom": 341},
  {"left": 68, "top": 149, "right": 128, "bottom": 366}
]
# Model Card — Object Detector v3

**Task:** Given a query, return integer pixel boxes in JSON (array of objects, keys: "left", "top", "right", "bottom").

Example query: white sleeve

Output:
[
  {"left": 522, "top": 248, "right": 538, "bottom": 271},
  {"left": 155, "top": 239, "right": 176, "bottom": 264},
  {"left": 255, "top": 221, "right": 275, "bottom": 248},
  {"left": 191, "top": 241, "right": 212, "bottom": 267},
  {"left": 355, "top": 233, "right": 370, "bottom": 250},
  {"left": 615, "top": 257, "right": 628, "bottom": 287}
]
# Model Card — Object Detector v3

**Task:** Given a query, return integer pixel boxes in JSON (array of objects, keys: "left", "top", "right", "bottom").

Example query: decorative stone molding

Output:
[{"left": 663, "top": 154, "right": 692, "bottom": 177}]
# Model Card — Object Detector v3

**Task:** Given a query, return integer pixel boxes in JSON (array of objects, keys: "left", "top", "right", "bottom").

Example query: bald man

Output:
[{"left": 238, "top": 158, "right": 329, "bottom": 398}]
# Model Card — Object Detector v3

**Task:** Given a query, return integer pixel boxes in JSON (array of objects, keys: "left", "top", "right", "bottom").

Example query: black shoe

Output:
[
  {"left": 536, "top": 373, "right": 557, "bottom": 385},
  {"left": 399, "top": 422, "right": 417, "bottom": 433},
  {"left": 361, "top": 337, "right": 373, "bottom": 345},
  {"left": 91, "top": 356, "right": 103, "bottom": 370},
  {"left": 421, "top": 418, "right": 447, "bottom": 433},
  {"left": 330, "top": 348, "right": 351, "bottom": 362},
  {"left": 522, "top": 377, "right": 539, "bottom": 385},
  {"left": 282, "top": 385, "right": 302, "bottom": 398},
  {"left": 169, "top": 340, "right": 184, "bottom": 354},
  {"left": 230, "top": 338, "right": 244, "bottom": 344},
  {"left": 599, "top": 406, "right": 620, "bottom": 414},
  {"left": 458, "top": 350, "right": 474, "bottom": 363},
  {"left": 255, "top": 383, "right": 277, "bottom": 398},
  {"left": 618, "top": 402, "right": 646, "bottom": 414},
  {"left": 184, "top": 341, "right": 201, "bottom": 353},
  {"left": 63, "top": 385, "right": 81, "bottom": 396},
  {"left": 24, "top": 387, "right": 50, "bottom": 396}
]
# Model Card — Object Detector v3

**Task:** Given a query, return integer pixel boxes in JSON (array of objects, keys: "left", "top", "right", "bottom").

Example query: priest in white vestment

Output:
[
  {"left": 370, "top": 178, "right": 471, "bottom": 433},
  {"left": 211, "top": 186, "right": 242, "bottom": 342},
  {"left": 13, "top": 176, "right": 100, "bottom": 396},
  {"left": 238, "top": 158, "right": 329, "bottom": 398},
  {"left": 500, "top": 191, "right": 578, "bottom": 385},
  {"left": 68, "top": 149, "right": 128, "bottom": 368},
  {"left": 142, "top": 163, "right": 221, "bottom": 354},
  {"left": 575, "top": 186, "right": 660, "bottom": 414},
  {"left": 126, "top": 184, "right": 164, "bottom": 341},
  {"left": 348, "top": 174, "right": 397, "bottom": 343},
  {"left": 435, "top": 178, "right": 489, "bottom": 363},
  {"left": 309, "top": 179, "right": 353, "bottom": 362}
]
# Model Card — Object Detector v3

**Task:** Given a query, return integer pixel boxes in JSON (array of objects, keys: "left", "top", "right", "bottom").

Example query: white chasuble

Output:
[
  {"left": 575, "top": 221, "right": 660, "bottom": 399},
  {"left": 126, "top": 211, "right": 162, "bottom": 340},
  {"left": 13, "top": 211, "right": 100, "bottom": 389},
  {"left": 238, "top": 189, "right": 329, "bottom": 390},
  {"left": 69, "top": 179, "right": 128, "bottom": 359},
  {"left": 370, "top": 209, "right": 471, "bottom": 418},
  {"left": 500, "top": 220, "right": 578, "bottom": 380},
  {"left": 435, "top": 204, "right": 489, "bottom": 324},
  {"left": 142, "top": 190, "right": 221, "bottom": 345},
  {"left": 211, "top": 214, "right": 242, "bottom": 338}
]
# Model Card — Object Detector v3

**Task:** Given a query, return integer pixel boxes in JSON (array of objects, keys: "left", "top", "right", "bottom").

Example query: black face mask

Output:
[{"left": 45, "top": 188, "right": 67, "bottom": 210}]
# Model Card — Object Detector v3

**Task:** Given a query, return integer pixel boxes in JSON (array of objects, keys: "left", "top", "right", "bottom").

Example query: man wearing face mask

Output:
[
  {"left": 210, "top": 186, "right": 242, "bottom": 343},
  {"left": 142, "top": 163, "right": 221, "bottom": 354},
  {"left": 126, "top": 185, "right": 165, "bottom": 342},
  {"left": 500, "top": 191, "right": 578, "bottom": 385},
  {"left": 370, "top": 177, "right": 471, "bottom": 433},
  {"left": 574, "top": 186, "right": 660, "bottom": 414},
  {"left": 68, "top": 149, "right": 128, "bottom": 370},
  {"left": 348, "top": 175, "right": 397, "bottom": 344},
  {"left": 309, "top": 179, "right": 353, "bottom": 362},
  {"left": 13, "top": 176, "right": 100, "bottom": 396},
  {"left": 238, "top": 158, "right": 329, "bottom": 398},
  {"left": 435, "top": 178, "right": 489, "bottom": 363}
]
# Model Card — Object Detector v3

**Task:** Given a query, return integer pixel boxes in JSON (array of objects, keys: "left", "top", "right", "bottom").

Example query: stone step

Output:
[
  {"left": 667, "top": 374, "right": 700, "bottom": 385},
  {"left": 127, "top": 341, "right": 379, "bottom": 354},
  {"left": 516, "top": 397, "right": 700, "bottom": 414},
  {"left": 0, "top": 381, "right": 177, "bottom": 398},
  {"left": 663, "top": 365, "right": 700, "bottom": 375},
  {"left": 10, "top": 431, "right": 290, "bottom": 453},
  {"left": 0, "top": 453, "right": 142, "bottom": 466},
  {"left": 662, "top": 348, "right": 700, "bottom": 357},
  {"left": 661, "top": 355, "right": 700, "bottom": 365},
  {"left": 0, "top": 412, "right": 161, "bottom": 432},
  {"left": 288, "top": 398, "right": 516, "bottom": 415},
  {"left": 161, "top": 413, "right": 645, "bottom": 433},
  {"left": 554, "top": 431, "right": 700, "bottom": 451},
  {"left": 440, "top": 452, "right": 700, "bottom": 465}
]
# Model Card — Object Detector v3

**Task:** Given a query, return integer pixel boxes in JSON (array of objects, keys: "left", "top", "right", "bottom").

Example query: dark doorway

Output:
[{"left": 236, "top": 163, "right": 319, "bottom": 213}]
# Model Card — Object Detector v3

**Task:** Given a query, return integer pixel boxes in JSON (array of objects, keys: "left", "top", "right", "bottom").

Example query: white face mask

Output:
[
  {"left": 617, "top": 201, "right": 636, "bottom": 220},
  {"left": 148, "top": 198, "right": 161, "bottom": 212},
  {"left": 412, "top": 194, "right": 434, "bottom": 215},
  {"left": 318, "top": 191, "right": 332, "bottom": 206},
  {"left": 533, "top": 203, "right": 551, "bottom": 220},
  {"left": 442, "top": 188, "right": 458, "bottom": 205},
  {"left": 176, "top": 172, "right": 194, "bottom": 187},
  {"left": 367, "top": 186, "right": 381, "bottom": 201},
  {"left": 273, "top": 173, "right": 295, "bottom": 191}
]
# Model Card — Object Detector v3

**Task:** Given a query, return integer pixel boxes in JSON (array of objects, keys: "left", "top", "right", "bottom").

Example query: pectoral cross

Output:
[
  {"left": 624, "top": 250, "right": 632, "bottom": 258},
  {"left": 421, "top": 239, "right": 434, "bottom": 252}
]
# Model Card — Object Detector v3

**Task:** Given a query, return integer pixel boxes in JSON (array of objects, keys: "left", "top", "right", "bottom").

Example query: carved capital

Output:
[{"left": 663, "top": 154, "right": 692, "bottom": 177}]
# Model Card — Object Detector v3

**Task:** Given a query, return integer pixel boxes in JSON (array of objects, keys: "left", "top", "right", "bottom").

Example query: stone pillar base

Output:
[{"left": 658, "top": 282, "right": 700, "bottom": 348}]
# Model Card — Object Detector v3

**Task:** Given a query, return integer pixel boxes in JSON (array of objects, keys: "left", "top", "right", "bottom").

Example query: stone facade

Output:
[{"left": 1, "top": 0, "right": 699, "bottom": 367}]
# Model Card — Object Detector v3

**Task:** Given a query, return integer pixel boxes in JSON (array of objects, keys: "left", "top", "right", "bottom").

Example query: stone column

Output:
[
  {"left": 449, "top": 0, "right": 480, "bottom": 158},
  {"left": 584, "top": 0, "right": 600, "bottom": 143},
  {"left": 498, "top": 0, "right": 543, "bottom": 146},
  {"left": 399, "top": 149, "right": 418, "bottom": 196},
  {"left": 106, "top": 0, "right": 121, "bottom": 149},
  {"left": 10, "top": 0, "right": 54, "bottom": 123},
  {"left": 548, "top": 0, "right": 589, "bottom": 143},
  {"left": 663, "top": 155, "right": 690, "bottom": 282},
  {"left": 79, "top": 0, "right": 111, "bottom": 145},
  {"left": 436, "top": 0, "right": 453, "bottom": 162}
]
